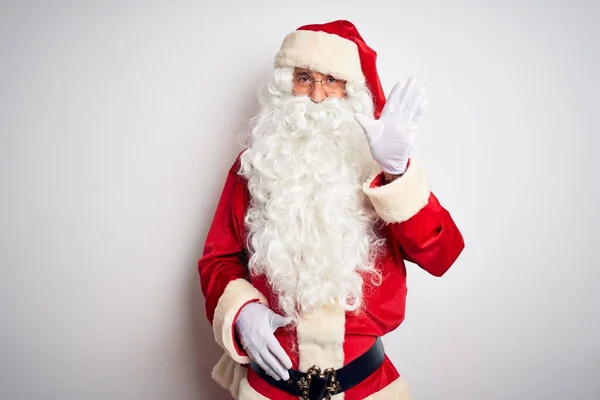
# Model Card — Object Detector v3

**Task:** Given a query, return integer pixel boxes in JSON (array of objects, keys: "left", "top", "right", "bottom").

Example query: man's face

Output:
[{"left": 292, "top": 68, "right": 346, "bottom": 103}]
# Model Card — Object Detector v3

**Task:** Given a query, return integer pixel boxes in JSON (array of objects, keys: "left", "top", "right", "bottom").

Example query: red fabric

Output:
[
  {"left": 198, "top": 156, "right": 250, "bottom": 325},
  {"left": 198, "top": 155, "right": 465, "bottom": 399},
  {"left": 367, "top": 163, "right": 465, "bottom": 277},
  {"left": 297, "top": 20, "right": 387, "bottom": 119}
]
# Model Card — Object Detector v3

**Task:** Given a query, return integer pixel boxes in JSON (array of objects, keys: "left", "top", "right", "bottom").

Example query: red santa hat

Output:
[{"left": 274, "top": 20, "right": 387, "bottom": 119}]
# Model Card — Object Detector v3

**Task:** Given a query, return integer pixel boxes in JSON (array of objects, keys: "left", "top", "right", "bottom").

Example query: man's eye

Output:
[
  {"left": 327, "top": 76, "right": 338, "bottom": 83},
  {"left": 297, "top": 74, "right": 311, "bottom": 82}
]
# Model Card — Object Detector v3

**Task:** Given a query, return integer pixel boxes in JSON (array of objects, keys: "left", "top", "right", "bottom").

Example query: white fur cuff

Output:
[
  {"left": 363, "top": 160, "right": 431, "bottom": 223},
  {"left": 211, "top": 353, "right": 248, "bottom": 399},
  {"left": 213, "top": 278, "right": 268, "bottom": 364},
  {"left": 274, "top": 30, "right": 364, "bottom": 83}
]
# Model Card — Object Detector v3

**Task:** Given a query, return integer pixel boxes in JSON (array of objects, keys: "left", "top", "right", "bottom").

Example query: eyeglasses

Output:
[{"left": 293, "top": 72, "right": 346, "bottom": 93}]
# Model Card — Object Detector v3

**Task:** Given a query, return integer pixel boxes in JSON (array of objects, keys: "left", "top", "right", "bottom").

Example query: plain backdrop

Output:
[{"left": 1, "top": 1, "right": 599, "bottom": 399}]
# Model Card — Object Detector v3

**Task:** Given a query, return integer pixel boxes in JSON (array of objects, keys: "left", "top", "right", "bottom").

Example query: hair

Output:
[{"left": 238, "top": 67, "right": 384, "bottom": 319}]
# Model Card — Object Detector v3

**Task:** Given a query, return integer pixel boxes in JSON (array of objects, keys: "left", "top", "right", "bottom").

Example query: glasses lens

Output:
[
  {"left": 293, "top": 73, "right": 346, "bottom": 92},
  {"left": 294, "top": 75, "right": 313, "bottom": 88},
  {"left": 323, "top": 78, "right": 345, "bottom": 91}
]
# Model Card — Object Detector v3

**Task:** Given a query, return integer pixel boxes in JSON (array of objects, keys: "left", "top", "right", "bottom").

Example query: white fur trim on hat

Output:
[
  {"left": 274, "top": 30, "right": 364, "bottom": 83},
  {"left": 363, "top": 159, "right": 431, "bottom": 223}
]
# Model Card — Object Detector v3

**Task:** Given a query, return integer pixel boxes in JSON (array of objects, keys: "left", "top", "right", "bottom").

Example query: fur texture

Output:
[
  {"left": 363, "top": 160, "right": 430, "bottom": 223},
  {"left": 212, "top": 278, "right": 268, "bottom": 363},
  {"left": 274, "top": 30, "right": 364, "bottom": 83},
  {"left": 211, "top": 353, "right": 248, "bottom": 398}
]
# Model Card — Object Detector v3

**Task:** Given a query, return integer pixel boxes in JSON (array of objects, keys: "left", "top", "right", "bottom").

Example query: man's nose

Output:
[{"left": 309, "top": 83, "right": 327, "bottom": 103}]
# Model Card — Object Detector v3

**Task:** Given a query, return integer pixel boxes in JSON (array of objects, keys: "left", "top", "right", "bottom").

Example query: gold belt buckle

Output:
[{"left": 296, "top": 365, "right": 342, "bottom": 400}]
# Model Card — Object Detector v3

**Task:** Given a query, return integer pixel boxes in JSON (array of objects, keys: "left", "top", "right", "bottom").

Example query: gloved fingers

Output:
[
  {"left": 270, "top": 313, "right": 293, "bottom": 330},
  {"left": 261, "top": 348, "right": 290, "bottom": 381},
  {"left": 353, "top": 113, "right": 383, "bottom": 144},
  {"left": 266, "top": 335, "right": 293, "bottom": 370},
  {"left": 253, "top": 352, "right": 283, "bottom": 381},
  {"left": 405, "top": 87, "right": 427, "bottom": 122},
  {"left": 396, "top": 76, "right": 418, "bottom": 114},
  {"left": 384, "top": 80, "right": 407, "bottom": 116},
  {"left": 412, "top": 100, "right": 429, "bottom": 125}
]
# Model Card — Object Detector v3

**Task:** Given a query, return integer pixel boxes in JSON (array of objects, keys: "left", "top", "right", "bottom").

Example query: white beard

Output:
[{"left": 239, "top": 89, "right": 383, "bottom": 319}]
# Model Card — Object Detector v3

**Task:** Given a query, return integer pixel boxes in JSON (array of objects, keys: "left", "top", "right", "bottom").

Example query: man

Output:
[{"left": 198, "top": 20, "right": 465, "bottom": 400}]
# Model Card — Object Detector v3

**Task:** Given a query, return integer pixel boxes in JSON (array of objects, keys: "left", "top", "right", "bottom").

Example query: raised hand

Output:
[{"left": 354, "top": 76, "right": 429, "bottom": 175}]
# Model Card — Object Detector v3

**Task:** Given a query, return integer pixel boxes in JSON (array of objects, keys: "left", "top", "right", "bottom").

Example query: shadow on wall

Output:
[
  {"left": 186, "top": 68, "right": 272, "bottom": 399},
  {"left": 187, "top": 255, "right": 228, "bottom": 398}
]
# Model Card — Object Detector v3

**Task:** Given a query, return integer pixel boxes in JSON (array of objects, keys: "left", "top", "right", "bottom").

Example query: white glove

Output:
[
  {"left": 354, "top": 76, "right": 429, "bottom": 175},
  {"left": 235, "top": 302, "right": 293, "bottom": 381}
]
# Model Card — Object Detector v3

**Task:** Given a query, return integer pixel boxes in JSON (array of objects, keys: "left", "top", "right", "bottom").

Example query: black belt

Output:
[{"left": 249, "top": 337, "right": 384, "bottom": 400}]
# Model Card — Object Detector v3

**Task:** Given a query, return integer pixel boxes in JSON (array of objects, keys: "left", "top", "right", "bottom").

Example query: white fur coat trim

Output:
[
  {"left": 296, "top": 305, "right": 346, "bottom": 399},
  {"left": 212, "top": 278, "right": 268, "bottom": 364},
  {"left": 363, "top": 159, "right": 431, "bottom": 223}
]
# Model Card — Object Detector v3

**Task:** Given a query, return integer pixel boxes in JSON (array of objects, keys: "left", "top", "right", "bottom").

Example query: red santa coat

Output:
[{"left": 198, "top": 155, "right": 465, "bottom": 399}]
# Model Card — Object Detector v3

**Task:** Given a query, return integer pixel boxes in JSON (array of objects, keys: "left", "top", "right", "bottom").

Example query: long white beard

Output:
[{"left": 239, "top": 88, "right": 383, "bottom": 319}]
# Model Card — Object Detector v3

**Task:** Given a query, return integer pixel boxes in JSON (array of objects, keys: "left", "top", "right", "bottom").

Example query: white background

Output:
[{"left": 1, "top": 1, "right": 599, "bottom": 399}]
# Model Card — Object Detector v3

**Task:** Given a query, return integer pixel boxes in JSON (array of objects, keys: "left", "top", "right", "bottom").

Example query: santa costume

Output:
[{"left": 198, "top": 20, "right": 465, "bottom": 400}]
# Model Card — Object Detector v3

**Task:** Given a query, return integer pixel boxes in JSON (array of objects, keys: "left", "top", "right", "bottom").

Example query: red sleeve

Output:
[
  {"left": 386, "top": 191, "right": 464, "bottom": 277},
  {"left": 197, "top": 156, "right": 267, "bottom": 363},
  {"left": 198, "top": 157, "right": 251, "bottom": 323},
  {"left": 364, "top": 160, "right": 465, "bottom": 277}
]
